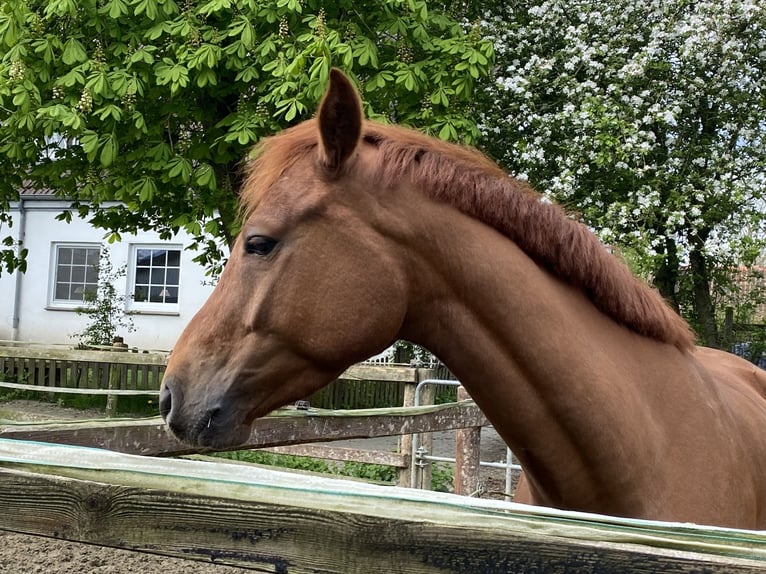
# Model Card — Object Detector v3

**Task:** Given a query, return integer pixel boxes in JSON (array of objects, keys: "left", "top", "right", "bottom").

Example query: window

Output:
[
  {"left": 128, "top": 245, "right": 181, "bottom": 311},
  {"left": 50, "top": 244, "right": 100, "bottom": 306}
]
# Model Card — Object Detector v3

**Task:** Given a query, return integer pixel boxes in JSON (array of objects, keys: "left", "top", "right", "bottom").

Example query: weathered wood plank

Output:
[
  {"left": 454, "top": 386, "right": 481, "bottom": 496},
  {"left": 338, "top": 364, "right": 435, "bottom": 383},
  {"left": 0, "top": 402, "right": 489, "bottom": 456},
  {"left": 0, "top": 345, "right": 433, "bottom": 380},
  {"left": 0, "top": 440, "right": 765, "bottom": 573},
  {"left": 0, "top": 345, "right": 169, "bottom": 365}
]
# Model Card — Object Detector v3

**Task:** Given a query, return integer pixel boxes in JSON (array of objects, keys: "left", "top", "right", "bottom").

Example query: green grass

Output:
[{"left": 213, "top": 450, "right": 454, "bottom": 491}]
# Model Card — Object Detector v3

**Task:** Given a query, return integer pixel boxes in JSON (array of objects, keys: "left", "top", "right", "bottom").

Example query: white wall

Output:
[{"left": 0, "top": 199, "right": 222, "bottom": 351}]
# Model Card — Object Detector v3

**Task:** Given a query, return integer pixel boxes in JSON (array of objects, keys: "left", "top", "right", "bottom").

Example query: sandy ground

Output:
[{"left": 0, "top": 400, "right": 513, "bottom": 573}]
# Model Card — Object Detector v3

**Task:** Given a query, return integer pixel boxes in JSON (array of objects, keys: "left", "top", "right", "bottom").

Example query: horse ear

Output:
[{"left": 317, "top": 68, "right": 363, "bottom": 173}]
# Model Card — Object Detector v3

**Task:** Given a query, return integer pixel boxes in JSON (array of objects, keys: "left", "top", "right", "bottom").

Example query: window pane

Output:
[
  {"left": 55, "top": 283, "right": 69, "bottom": 299},
  {"left": 85, "top": 265, "right": 98, "bottom": 284},
  {"left": 135, "top": 267, "right": 150, "bottom": 284},
  {"left": 149, "top": 287, "right": 163, "bottom": 303},
  {"left": 56, "top": 264, "right": 71, "bottom": 283},
  {"left": 134, "top": 285, "right": 149, "bottom": 302},
  {"left": 85, "top": 249, "right": 100, "bottom": 266},
  {"left": 165, "top": 268, "right": 179, "bottom": 286},
  {"left": 72, "top": 249, "right": 87, "bottom": 265},
  {"left": 167, "top": 250, "right": 180, "bottom": 267},
  {"left": 71, "top": 265, "right": 86, "bottom": 283},
  {"left": 152, "top": 250, "right": 167, "bottom": 266},
  {"left": 58, "top": 247, "right": 73, "bottom": 264},
  {"left": 136, "top": 249, "right": 152, "bottom": 266},
  {"left": 150, "top": 268, "right": 165, "bottom": 285}
]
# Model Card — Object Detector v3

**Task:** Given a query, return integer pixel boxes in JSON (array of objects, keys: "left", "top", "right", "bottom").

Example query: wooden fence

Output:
[
  {"left": 0, "top": 342, "right": 447, "bottom": 410},
  {"left": 1, "top": 439, "right": 766, "bottom": 573},
  {"left": 0, "top": 342, "right": 474, "bottom": 487},
  {"left": 1, "top": 344, "right": 765, "bottom": 570},
  {"left": 0, "top": 343, "right": 166, "bottom": 394}
]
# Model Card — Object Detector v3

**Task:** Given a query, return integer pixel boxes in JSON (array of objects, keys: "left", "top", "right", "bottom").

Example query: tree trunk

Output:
[
  {"left": 654, "top": 236, "right": 681, "bottom": 312},
  {"left": 689, "top": 240, "right": 719, "bottom": 348}
]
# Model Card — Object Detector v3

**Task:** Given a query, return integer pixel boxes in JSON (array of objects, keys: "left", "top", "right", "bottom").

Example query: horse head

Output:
[{"left": 161, "top": 71, "right": 409, "bottom": 448}]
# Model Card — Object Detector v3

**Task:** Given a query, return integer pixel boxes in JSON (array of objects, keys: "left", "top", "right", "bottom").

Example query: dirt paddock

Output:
[{"left": 0, "top": 400, "right": 512, "bottom": 573}]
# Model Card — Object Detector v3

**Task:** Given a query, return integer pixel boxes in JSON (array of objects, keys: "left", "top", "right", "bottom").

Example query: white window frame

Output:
[
  {"left": 47, "top": 242, "right": 101, "bottom": 310},
  {"left": 126, "top": 244, "right": 182, "bottom": 315}
]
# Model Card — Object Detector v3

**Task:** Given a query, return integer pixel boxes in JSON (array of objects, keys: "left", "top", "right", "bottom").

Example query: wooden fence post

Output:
[
  {"left": 397, "top": 382, "right": 416, "bottom": 488},
  {"left": 415, "top": 383, "right": 436, "bottom": 490},
  {"left": 105, "top": 340, "right": 129, "bottom": 418},
  {"left": 454, "top": 386, "right": 481, "bottom": 496}
]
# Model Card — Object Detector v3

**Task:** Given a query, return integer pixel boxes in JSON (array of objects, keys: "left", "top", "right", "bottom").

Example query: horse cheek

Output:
[
  {"left": 289, "top": 272, "right": 405, "bottom": 367},
  {"left": 333, "top": 276, "right": 406, "bottom": 363}
]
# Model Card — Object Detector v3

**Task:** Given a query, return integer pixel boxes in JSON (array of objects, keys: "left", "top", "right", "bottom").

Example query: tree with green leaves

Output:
[
  {"left": 481, "top": 0, "right": 766, "bottom": 348},
  {"left": 72, "top": 247, "right": 135, "bottom": 347},
  {"left": 0, "top": 0, "right": 493, "bottom": 275}
]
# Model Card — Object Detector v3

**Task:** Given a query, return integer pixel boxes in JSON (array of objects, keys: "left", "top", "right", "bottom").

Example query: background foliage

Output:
[
  {"left": 1, "top": 0, "right": 765, "bottom": 352},
  {"left": 480, "top": 0, "right": 766, "bottom": 347},
  {"left": 0, "top": 0, "right": 493, "bottom": 274}
]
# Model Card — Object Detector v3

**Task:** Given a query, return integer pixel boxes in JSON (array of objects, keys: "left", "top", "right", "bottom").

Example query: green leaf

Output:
[
  {"left": 194, "top": 163, "right": 217, "bottom": 189},
  {"left": 188, "top": 44, "right": 222, "bottom": 69},
  {"left": 44, "top": 0, "right": 78, "bottom": 18},
  {"left": 99, "top": 133, "right": 118, "bottom": 166},
  {"left": 438, "top": 123, "right": 457, "bottom": 141},
  {"left": 58, "top": 68, "right": 86, "bottom": 87},
  {"left": 195, "top": 68, "right": 217, "bottom": 87},
  {"left": 131, "top": 110, "right": 146, "bottom": 131},
  {"left": 167, "top": 156, "right": 192, "bottom": 183},
  {"left": 31, "top": 38, "right": 56, "bottom": 65},
  {"left": 86, "top": 70, "right": 110, "bottom": 97},
  {"left": 134, "top": 176, "right": 157, "bottom": 202},
  {"left": 129, "top": 45, "right": 156, "bottom": 65},
  {"left": 132, "top": 0, "right": 159, "bottom": 20},
  {"left": 203, "top": 220, "right": 220, "bottom": 235},
  {"left": 199, "top": 0, "right": 233, "bottom": 15},
  {"left": 155, "top": 59, "right": 189, "bottom": 94},
  {"left": 12, "top": 89, "right": 29, "bottom": 108},
  {"left": 95, "top": 104, "right": 123, "bottom": 122},
  {"left": 62, "top": 38, "right": 87, "bottom": 65},
  {"left": 101, "top": 0, "right": 129, "bottom": 18},
  {"left": 80, "top": 131, "right": 100, "bottom": 162}
]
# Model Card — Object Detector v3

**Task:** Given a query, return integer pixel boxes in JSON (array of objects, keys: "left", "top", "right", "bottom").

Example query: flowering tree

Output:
[
  {"left": 0, "top": 0, "right": 493, "bottom": 276},
  {"left": 481, "top": 0, "right": 766, "bottom": 347}
]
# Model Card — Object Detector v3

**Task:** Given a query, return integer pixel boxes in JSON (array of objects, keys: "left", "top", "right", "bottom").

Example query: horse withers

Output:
[{"left": 161, "top": 69, "right": 766, "bottom": 529}]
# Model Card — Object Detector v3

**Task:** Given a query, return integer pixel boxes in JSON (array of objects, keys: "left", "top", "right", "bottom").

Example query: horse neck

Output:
[{"left": 394, "top": 193, "right": 683, "bottom": 511}]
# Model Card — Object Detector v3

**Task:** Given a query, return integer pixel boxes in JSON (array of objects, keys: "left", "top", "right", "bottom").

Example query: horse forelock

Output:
[{"left": 241, "top": 119, "right": 695, "bottom": 351}]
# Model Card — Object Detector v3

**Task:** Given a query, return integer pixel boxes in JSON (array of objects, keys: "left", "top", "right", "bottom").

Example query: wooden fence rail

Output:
[
  {"left": 0, "top": 343, "right": 437, "bottom": 410},
  {"left": 0, "top": 344, "right": 167, "bottom": 393},
  {"left": 1, "top": 439, "right": 765, "bottom": 573},
  {"left": 0, "top": 401, "right": 487, "bottom": 457}
]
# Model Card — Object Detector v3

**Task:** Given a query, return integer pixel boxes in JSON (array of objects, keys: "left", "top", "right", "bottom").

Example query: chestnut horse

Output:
[{"left": 161, "top": 69, "right": 766, "bottom": 528}]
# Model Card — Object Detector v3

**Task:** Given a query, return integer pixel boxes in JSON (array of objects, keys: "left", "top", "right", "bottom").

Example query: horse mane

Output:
[{"left": 242, "top": 120, "right": 696, "bottom": 352}]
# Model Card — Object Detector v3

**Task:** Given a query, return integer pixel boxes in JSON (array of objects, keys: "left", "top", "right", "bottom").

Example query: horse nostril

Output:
[{"left": 159, "top": 384, "right": 173, "bottom": 421}]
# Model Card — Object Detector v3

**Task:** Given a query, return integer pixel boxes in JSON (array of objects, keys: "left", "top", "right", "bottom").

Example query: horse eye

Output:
[{"left": 244, "top": 235, "right": 278, "bottom": 256}]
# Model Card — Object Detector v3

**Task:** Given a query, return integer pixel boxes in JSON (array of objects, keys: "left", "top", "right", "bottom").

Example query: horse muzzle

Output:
[{"left": 159, "top": 375, "right": 251, "bottom": 449}]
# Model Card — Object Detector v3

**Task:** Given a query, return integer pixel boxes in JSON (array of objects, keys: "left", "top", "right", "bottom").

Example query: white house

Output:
[{"left": 0, "top": 189, "right": 222, "bottom": 351}]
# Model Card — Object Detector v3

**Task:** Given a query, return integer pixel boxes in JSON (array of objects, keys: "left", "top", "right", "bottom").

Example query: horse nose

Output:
[{"left": 159, "top": 377, "right": 174, "bottom": 421}]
